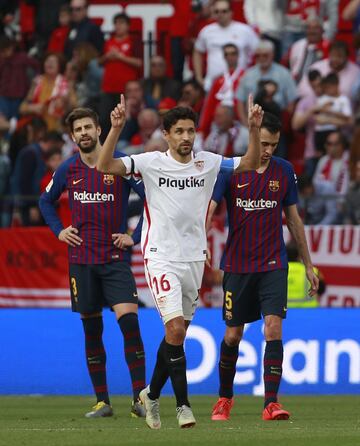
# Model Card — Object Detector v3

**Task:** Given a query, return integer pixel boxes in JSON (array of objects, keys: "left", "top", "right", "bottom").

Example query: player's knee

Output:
[
  {"left": 224, "top": 327, "right": 243, "bottom": 346},
  {"left": 264, "top": 318, "right": 282, "bottom": 340},
  {"left": 166, "top": 319, "right": 186, "bottom": 344}
]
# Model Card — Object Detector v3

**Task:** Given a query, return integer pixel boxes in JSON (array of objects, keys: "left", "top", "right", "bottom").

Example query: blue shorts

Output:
[
  {"left": 222, "top": 269, "right": 288, "bottom": 326},
  {"left": 69, "top": 262, "right": 138, "bottom": 314}
]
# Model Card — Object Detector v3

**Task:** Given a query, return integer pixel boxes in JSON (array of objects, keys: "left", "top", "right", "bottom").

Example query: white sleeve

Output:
[
  {"left": 122, "top": 152, "right": 154, "bottom": 177},
  {"left": 341, "top": 96, "right": 352, "bottom": 117},
  {"left": 194, "top": 28, "right": 207, "bottom": 53}
]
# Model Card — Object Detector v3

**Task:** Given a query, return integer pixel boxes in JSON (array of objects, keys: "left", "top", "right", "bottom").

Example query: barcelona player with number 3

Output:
[
  {"left": 97, "top": 93, "right": 263, "bottom": 429},
  {"left": 207, "top": 112, "right": 319, "bottom": 421},
  {"left": 39, "top": 108, "right": 146, "bottom": 419}
]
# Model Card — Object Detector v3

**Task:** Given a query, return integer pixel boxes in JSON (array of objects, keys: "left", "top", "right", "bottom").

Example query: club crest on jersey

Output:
[
  {"left": 103, "top": 174, "right": 114, "bottom": 185},
  {"left": 269, "top": 180, "right": 280, "bottom": 192},
  {"left": 194, "top": 160, "right": 204, "bottom": 171}
]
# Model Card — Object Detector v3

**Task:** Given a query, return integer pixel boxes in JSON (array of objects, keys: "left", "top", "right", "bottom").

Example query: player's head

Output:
[
  {"left": 162, "top": 106, "right": 197, "bottom": 158},
  {"left": 259, "top": 112, "right": 281, "bottom": 164},
  {"left": 66, "top": 107, "right": 101, "bottom": 153}
]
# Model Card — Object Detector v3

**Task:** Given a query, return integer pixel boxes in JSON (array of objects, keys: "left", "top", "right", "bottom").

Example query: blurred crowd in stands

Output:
[{"left": 0, "top": 0, "right": 360, "bottom": 228}]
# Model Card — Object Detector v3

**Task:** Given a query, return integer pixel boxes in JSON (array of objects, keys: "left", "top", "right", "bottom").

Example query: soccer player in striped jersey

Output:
[
  {"left": 208, "top": 112, "right": 319, "bottom": 421},
  {"left": 96, "top": 94, "right": 263, "bottom": 429},
  {"left": 39, "top": 108, "right": 146, "bottom": 419}
]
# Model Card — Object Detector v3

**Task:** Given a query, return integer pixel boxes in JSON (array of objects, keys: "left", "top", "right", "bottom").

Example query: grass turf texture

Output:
[{"left": 0, "top": 396, "right": 359, "bottom": 446}]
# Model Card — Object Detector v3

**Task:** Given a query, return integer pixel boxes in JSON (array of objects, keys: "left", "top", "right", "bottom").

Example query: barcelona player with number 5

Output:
[
  {"left": 39, "top": 108, "right": 146, "bottom": 419},
  {"left": 208, "top": 113, "right": 319, "bottom": 421}
]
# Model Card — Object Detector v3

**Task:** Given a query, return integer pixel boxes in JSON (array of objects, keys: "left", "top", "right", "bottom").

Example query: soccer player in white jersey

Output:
[{"left": 97, "top": 94, "right": 263, "bottom": 429}]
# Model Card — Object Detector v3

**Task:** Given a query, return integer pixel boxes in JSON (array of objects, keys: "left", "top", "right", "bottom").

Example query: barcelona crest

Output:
[
  {"left": 103, "top": 174, "right": 114, "bottom": 185},
  {"left": 269, "top": 180, "right": 280, "bottom": 192}
]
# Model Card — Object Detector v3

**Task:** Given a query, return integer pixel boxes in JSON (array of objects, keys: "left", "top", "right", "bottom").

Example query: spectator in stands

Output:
[
  {"left": 8, "top": 116, "right": 47, "bottom": 169},
  {"left": 343, "top": 160, "right": 360, "bottom": 224},
  {"left": 167, "top": 0, "right": 192, "bottom": 82},
  {"left": 313, "top": 73, "right": 352, "bottom": 154},
  {"left": 282, "top": 0, "right": 339, "bottom": 56},
  {"left": 47, "top": 4, "right": 71, "bottom": 54},
  {"left": 202, "top": 104, "right": 249, "bottom": 156},
  {"left": 292, "top": 70, "right": 324, "bottom": 178},
  {"left": 298, "top": 41, "right": 360, "bottom": 100},
  {"left": 99, "top": 13, "right": 142, "bottom": 138},
  {"left": 342, "top": 0, "right": 360, "bottom": 33},
  {"left": 312, "top": 130, "right": 350, "bottom": 215},
  {"left": 0, "top": 36, "right": 39, "bottom": 121},
  {"left": 69, "top": 42, "right": 103, "bottom": 112},
  {"left": 64, "top": 0, "right": 104, "bottom": 60},
  {"left": 0, "top": 1, "right": 20, "bottom": 41},
  {"left": 178, "top": 79, "right": 204, "bottom": 114},
  {"left": 39, "top": 146, "right": 63, "bottom": 193},
  {"left": 236, "top": 39, "right": 297, "bottom": 127},
  {"left": 19, "top": 52, "right": 75, "bottom": 131},
  {"left": 193, "top": 0, "right": 259, "bottom": 91},
  {"left": 129, "top": 109, "right": 163, "bottom": 147},
  {"left": 243, "top": 0, "right": 285, "bottom": 61},
  {"left": 253, "top": 80, "right": 282, "bottom": 118},
  {"left": 198, "top": 43, "right": 243, "bottom": 138},
  {"left": 285, "top": 17, "right": 329, "bottom": 84},
  {"left": 118, "top": 80, "right": 151, "bottom": 146},
  {"left": 10, "top": 130, "right": 64, "bottom": 226},
  {"left": 142, "top": 55, "right": 181, "bottom": 108},
  {"left": 297, "top": 173, "right": 338, "bottom": 225}
]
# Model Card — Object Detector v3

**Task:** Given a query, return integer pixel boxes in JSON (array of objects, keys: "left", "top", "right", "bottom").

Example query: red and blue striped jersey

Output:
[
  {"left": 39, "top": 152, "right": 144, "bottom": 264},
  {"left": 212, "top": 156, "right": 298, "bottom": 273}
]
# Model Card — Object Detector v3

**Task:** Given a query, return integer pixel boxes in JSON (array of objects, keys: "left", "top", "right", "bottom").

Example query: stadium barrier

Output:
[
  {"left": 0, "top": 226, "right": 359, "bottom": 308},
  {"left": 0, "top": 308, "right": 359, "bottom": 395}
]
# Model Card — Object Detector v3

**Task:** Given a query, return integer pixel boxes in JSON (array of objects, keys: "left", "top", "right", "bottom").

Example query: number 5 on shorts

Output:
[{"left": 225, "top": 291, "right": 233, "bottom": 310}]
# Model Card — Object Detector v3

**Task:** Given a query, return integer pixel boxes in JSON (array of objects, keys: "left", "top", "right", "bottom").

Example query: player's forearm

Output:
[
  {"left": 97, "top": 127, "right": 126, "bottom": 176},
  {"left": 192, "top": 50, "right": 203, "bottom": 83},
  {"left": 287, "top": 217, "right": 313, "bottom": 268},
  {"left": 235, "top": 125, "right": 260, "bottom": 172}
]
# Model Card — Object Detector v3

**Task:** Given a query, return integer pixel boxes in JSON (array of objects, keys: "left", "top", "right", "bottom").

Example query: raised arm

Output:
[
  {"left": 97, "top": 94, "right": 128, "bottom": 176},
  {"left": 234, "top": 94, "right": 263, "bottom": 173}
]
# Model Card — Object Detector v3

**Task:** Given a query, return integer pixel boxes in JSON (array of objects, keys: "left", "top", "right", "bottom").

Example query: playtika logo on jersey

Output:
[{"left": 158, "top": 176, "right": 205, "bottom": 190}]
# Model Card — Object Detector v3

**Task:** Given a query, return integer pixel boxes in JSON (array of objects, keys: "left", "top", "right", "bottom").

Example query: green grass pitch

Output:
[{"left": 0, "top": 396, "right": 359, "bottom": 446}]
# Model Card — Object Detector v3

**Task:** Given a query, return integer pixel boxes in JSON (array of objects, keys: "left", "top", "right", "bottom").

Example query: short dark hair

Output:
[
  {"left": 260, "top": 112, "right": 282, "bottom": 134},
  {"left": 329, "top": 40, "right": 349, "bottom": 56},
  {"left": 325, "top": 129, "right": 348, "bottom": 148},
  {"left": 322, "top": 72, "right": 339, "bottom": 86},
  {"left": 308, "top": 69, "right": 321, "bottom": 82},
  {"left": 0, "top": 35, "right": 15, "bottom": 51},
  {"left": 43, "top": 146, "right": 62, "bottom": 161},
  {"left": 113, "top": 12, "right": 130, "bottom": 25},
  {"left": 162, "top": 107, "right": 197, "bottom": 132},
  {"left": 66, "top": 107, "right": 100, "bottom": 132},
  {"left": 222, "top": 43, "right": 238, "bottom": 53}
]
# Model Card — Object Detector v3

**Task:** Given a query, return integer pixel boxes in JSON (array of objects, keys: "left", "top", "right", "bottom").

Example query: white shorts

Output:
[{"left": 144, "top": 259, "right": 205, "bottom": 324}]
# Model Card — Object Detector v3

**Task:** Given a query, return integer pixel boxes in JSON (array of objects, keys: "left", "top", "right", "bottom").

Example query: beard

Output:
[
  {"left": 77, "top": 137, "right": 97, "bottom": 153},
  {"left": 176, "top": 143, "right": 193, "bottom": 157}
]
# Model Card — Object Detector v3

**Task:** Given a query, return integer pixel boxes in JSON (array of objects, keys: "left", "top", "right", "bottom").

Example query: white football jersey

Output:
[{"left": 122, "top": 150, "right": 233, "bottom": 261}]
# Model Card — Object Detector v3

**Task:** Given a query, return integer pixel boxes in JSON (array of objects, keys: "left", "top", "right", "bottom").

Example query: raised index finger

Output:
[
  {"left": 248, "top": 93, "right": 254, "bottom": 113},
  {"left": 120, "top": 94, "right": 125, "bottom": 108}
]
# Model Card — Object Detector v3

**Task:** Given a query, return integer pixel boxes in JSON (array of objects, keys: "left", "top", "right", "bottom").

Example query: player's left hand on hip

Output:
[{"left": 112, "top": 233, "right": 134, "bottom": 250}]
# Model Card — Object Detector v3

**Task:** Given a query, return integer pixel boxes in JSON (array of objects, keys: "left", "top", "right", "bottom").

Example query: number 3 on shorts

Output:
[{"left": 225, "top": 290, "right": 233, "bottom": 310}]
